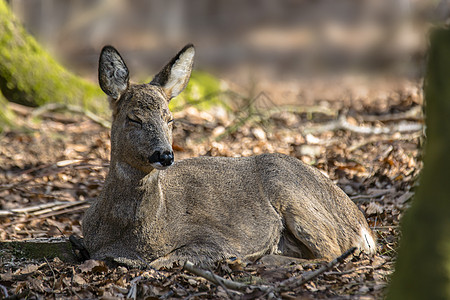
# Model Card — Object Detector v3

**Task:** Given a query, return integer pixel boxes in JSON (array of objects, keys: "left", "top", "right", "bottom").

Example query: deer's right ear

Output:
[{"left": 98, "top": 46, "right": 129, "bottom": 100}]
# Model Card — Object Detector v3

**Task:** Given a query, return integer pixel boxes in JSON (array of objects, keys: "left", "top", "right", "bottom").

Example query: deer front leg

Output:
[{"left": 149, "top": 243, "right": 233, "bottom": 269}]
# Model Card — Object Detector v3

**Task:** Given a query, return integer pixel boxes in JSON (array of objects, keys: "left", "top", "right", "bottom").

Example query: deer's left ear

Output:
[{"left": 151, "top": 44, "right": 195, "bottom": 101}]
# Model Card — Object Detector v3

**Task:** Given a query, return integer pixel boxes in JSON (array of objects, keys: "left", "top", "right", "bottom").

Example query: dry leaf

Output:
[
  {"left": 73, "top": 274, "right": 87, "bottom": 286},
  {"left": 78, "top": 259, "right": 107, "bottom": 273},
  {"left": 366, "top": 202, "right": 384, "bottom": 215}
]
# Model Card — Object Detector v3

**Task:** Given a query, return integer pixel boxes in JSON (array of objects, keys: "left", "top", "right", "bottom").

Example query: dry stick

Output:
[
  {"left": 44, "top": 257, "right": 57, "bottom": 290},
  {"left": 0, "top": 159, "right": 91, "bottom": 192},
  {"left": 184, "top": 248, "right": 357, "bottom": 297},
  {"left": 127, "top": 276, "right": 142, "bottom": 300},
  {"left": 3, "top": 288, "right": 30, "bottom": 300},
  {"left": 0, "top": 200, "right": 87, "bottom": 217},
  {"left": 31, "top": 200, "right": 87, "bottom": 216},
  {"left": 0, "top": 202, "right": 65, "bottom": 216},
  {"left": 207, "top": 267, "right": 238, "bottom": 299},
  {"left": 32, "top": 103, "right": 111, "bottom": 128},
  {"left": 0, "top": 283, "right": 9, "bottom": 298},
  {"left": 277, "top": 247, "right": 357, "bottom": 291},
  {"left": 324, "top": 260, "right": 389, "bottom": 276},
  {"left": 304, "top": 114, "right": 423, "bottom": 135},
  {"left": 183, "top": 261, "right": 272, "bottom": 293},
  {"left": 347, "top": 131, "right": 423, "bottom": 152},
  {"left": 360, "top": 106, "right": 423, "bottom": 122},
  {"left": 350, "top": 189, "right": 395, "bottom": 202},
  {"left": 2, "top": 204, "right": 90, "bottom": 226}
]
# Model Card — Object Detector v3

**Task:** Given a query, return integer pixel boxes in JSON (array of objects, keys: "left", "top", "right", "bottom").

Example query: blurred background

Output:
[{"left": 7, "top": 0, "right": 446, "bottom": 111}]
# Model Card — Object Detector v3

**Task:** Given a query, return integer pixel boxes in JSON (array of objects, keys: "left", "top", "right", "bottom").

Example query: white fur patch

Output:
[{"left": 358, "top": 226, "right": 377, "bottom": 255}]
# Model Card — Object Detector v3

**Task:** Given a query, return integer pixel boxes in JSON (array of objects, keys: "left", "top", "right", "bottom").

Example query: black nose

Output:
[{"left": 149, "top": 150, "right": 174, "bottom": 166}]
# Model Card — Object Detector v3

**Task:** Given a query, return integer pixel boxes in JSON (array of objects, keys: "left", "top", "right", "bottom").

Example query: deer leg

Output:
[
  {"left": 283, "top": 210, "right": 342, "bottom": 260},
  {"left": 149, "top": 242, "right": 233, "bottom": 269}
]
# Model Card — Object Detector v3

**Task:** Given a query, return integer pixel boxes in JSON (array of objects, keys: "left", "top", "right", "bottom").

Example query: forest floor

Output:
[{"left": 0, "top": 78, "right": 424, "bottom": 299}]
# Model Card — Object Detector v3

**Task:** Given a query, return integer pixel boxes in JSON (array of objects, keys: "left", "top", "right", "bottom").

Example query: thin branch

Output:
[
  {"left": 184, "top": 248, "right": 357, "bottom": 298},
  {"left": 44, "top": 257, "right": 57, "bottom": 290},
  {"left": 324, "top": 260, "right": 389, "bottom": 276},
  {"left": 347, "top": 131, "right": 423, "bottom": 152},
  {"left": 304, "top": 115, "right": 423, "bottom": 135},
  {"left": 208, "top": 267, "right": 237, "bottom": 299},
  {"left": 359, "top": 106, "right": 423, "bottom": 122},
  {"left": 32, "top": 103, "right": 111, "bottom": 128},
  {"left": 0, "top": 284, "right": 8, "bottom": 298},
  {"left": 350, "top": 189, "right": 395, "bottom": 202},
  {"left": 277, "top": 247, "right": 357, "bottom": 290},
  {"left": 2, "top": 204, "right": 90, "bottom": 226},
  {"left": 0, "top": 200, "right": 87, "bottom": 217},
  {"left": 183, "top": 261, "right": 272, "bottom": 293},
  {"left": 127, "top": 276, "right": 142, "bottom": 300}
]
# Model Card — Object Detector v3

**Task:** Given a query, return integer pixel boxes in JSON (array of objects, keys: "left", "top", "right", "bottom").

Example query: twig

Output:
[
  {"left": 324, "top": 260, "right": 389, "bottom": 276},
  {"left": 31, "top": 200, "right": 87, "bottom": 216},
  {"left": 373, "top": 226, "right": 400, "bottom": 231},
  {"left": 208, "top": 267, "right": 236, "bottom": 299},
  {"left": 32, "top": 103, "right": 111, "bottom": 128},
  {"left": 183, "top": 292, "right": 209, "bottom": 300},
  {"left": 0, "top": 200, "right": 87, "bottom": 217},
  {"left": 185, "top": 248, "right": 357, "bottom": 298},
  {"left": 347, "top": 131, "right": 423, "bottom": 152},
  {"left": 44, "top": 257, "right": 57, "bottom": 290},
  {"left": 277, "top": 247, "right": 357, "bottom": 290},
  {"left": 0, "top": 201, "right": 65, "bottom": 216},
  {"left": 3, "top": 288, "right": 30, "bottom": 300},
  {"left": 183, "top": 261, "right": 272, "bottom": 293},
  {"left": 127, "top": 276, "right": 142, "bottom": 300},
  {"left": 0, "top": 159, "right": 104, "bottom": 193},
  {"left": 350, "top": 189, "right": 395, "bottom": 202},
  {"left": 359, "top": 106, "right": 423, "bottom": 122},
  {"left": 304, "top": 114, "right": 423, "bottom": 135},
  {"left": 2, "top": 204, "right": 90, "bottom": 226},
  {"left": 0, "top": 284, "right": 8, "bottom": 298}
]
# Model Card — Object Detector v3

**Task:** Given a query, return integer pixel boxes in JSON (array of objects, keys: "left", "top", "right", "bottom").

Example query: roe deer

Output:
[{"left": 82, "top": 44, "right": 376, "bottom": 268}]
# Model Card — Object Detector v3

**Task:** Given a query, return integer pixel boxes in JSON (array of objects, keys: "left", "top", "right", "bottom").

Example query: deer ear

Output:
[
  {"left": 98, "top": 46, "right": 129, "bottom": 100},
  {"left": 151, "top": 44, "right": 195, "bottom": 100}
]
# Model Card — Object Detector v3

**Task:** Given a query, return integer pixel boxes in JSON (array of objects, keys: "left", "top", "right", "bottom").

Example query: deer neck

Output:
[{"left": 103, "top": 158, "right": 159, "bottom": 196}]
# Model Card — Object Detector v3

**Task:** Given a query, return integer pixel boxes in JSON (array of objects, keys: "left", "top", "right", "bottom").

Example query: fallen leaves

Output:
[{"left": 0, "top": 87, "right": 423, "bottom": 298}]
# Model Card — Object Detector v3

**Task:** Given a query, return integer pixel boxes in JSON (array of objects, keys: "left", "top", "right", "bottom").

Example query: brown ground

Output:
[{"left": 0, "top": 78, "right": 423, "bottom": 299}]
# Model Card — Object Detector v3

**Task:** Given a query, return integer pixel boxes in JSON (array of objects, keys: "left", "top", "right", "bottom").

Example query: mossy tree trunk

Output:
[
  {"left": 0, "top": 0, "right": 105, "bottom": 129},
  {"left": 387, "top": 28, "right": 450, "bottom": 300}
]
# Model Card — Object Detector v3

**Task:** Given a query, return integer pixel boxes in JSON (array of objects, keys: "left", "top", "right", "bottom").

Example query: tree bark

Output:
[
  {"left": 387, "top": 28, "right": 450, "bottom": 300},
  {"left": 0, "top": 0, "right": 104, "bottom": 118}
]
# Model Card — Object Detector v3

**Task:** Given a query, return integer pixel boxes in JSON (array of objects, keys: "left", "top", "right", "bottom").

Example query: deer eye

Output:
[
  {"left": 167, "top": 119, "right": 174, "bottom": 125},
  {"left": 126, "top": 116, "right": 142, "bottom": 127}
]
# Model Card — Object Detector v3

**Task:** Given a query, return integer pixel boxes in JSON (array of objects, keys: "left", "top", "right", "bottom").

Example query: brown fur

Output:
[{"left": 82, "top": 44, "right": 376, "bottom": 268}]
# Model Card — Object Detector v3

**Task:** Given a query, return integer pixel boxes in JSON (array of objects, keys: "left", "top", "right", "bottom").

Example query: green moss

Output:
[
  {"left": 0, "top": 239, "right": 76, "bottom": 263},
  {"left": 0, "top": 0, "right": 106, "bottom": 115},
  {"left": 169, "top": 71, "right": 229, "bottom": 112},
  {"left": 0, "top": 92, "right": 16, "bottom": 131}
]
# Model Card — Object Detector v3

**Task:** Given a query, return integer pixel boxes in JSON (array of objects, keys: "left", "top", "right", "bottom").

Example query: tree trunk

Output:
[
  {"left": 0, "top": 0, "right": 104, "bottom": 117},
  {"left": 387, "top": 28, "right": 450, "bottom": 300}
]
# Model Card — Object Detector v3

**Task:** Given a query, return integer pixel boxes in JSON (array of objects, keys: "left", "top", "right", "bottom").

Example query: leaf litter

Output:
[{"left": 0, "top": 82, "right": 423, "bottom": 299}]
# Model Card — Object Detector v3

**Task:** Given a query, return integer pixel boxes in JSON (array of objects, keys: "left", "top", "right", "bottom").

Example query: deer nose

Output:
[
  {"left": 149, "top": 150, "right": 174, "bottom": 167},
  {"left": 159, "top": 151, "right": 174, "bottom": 166}
]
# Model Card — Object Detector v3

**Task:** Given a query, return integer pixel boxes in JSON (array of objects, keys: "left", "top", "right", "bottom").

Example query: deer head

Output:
[{"left": 98, "top": 44, "right": 195, "bottom": 173}]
